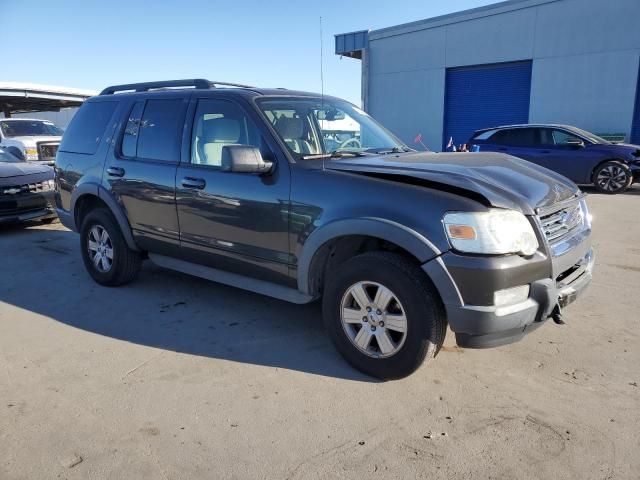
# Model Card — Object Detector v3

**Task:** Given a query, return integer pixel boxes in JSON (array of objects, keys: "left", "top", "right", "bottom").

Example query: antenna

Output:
[
  {"left": 320, "top": 16, "right": 326, "bottom": 170},
  {"left": 320, "top": 16, "right": 325, "bottom": 102}
]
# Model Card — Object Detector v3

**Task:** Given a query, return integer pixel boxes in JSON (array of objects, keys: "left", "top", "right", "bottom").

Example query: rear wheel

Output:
[
  {"left": 593, "top": 161, "right": 631, "bottom": 194},
  {"left": 80, "top": 208, "right": 142, "bottom": 286},
  {"left": 322, "top": 251, "right": 446, "bottom": 380}
]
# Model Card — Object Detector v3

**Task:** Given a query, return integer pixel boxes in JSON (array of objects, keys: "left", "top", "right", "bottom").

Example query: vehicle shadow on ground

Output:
[{"left": 0, "top": 223, "right": 375, "bottom": 382}]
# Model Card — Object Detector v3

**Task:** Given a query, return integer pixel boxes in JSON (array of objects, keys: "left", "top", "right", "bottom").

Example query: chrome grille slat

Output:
[{"left": 538, "top": 200, "right": 584, "bottom": 246}]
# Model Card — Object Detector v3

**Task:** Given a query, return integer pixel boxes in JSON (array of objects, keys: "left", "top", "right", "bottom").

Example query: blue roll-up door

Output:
[
  {"left": 443, "top": 61, "right": 532, "bottom": 150},
  {"left": 630, "top": 60, "right": 640, "bottom": 144}
]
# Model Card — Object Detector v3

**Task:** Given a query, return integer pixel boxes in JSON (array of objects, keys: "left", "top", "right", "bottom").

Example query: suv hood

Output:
[
  {"left": 0, "top": 161, "right": 53, "bottom": 179},
  {"left": 4, "top": 135, "right": 62, "bottom": 147},
  {"left": 325, "top": 152, "right": 580, "bottom": 215}
]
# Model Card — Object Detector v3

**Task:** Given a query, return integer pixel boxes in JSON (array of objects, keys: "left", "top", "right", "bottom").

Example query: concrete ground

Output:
[{"left": 1, "top": 188, "right": 639, "bottom": 480}]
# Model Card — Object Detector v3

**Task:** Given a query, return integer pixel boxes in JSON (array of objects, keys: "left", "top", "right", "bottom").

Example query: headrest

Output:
[
  {"left": 202, "top": 118, "right": 241, "bottom": 143},
  {"left": 274, "top": 116, "right": 304, "bottom": 139}
]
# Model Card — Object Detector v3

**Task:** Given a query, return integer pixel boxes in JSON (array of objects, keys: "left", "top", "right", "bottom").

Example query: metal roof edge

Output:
[{"left": 368, "top": 0, "right": 561, "bottom": 40}]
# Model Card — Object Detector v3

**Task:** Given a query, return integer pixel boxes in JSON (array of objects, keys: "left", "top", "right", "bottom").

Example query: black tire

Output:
[
  {"left": 80, "top": 208, "right": 142, "bottom": 286},
  {"left": 322, "top": 251, "right": 446, "bottom": 380},
  {"left": 593, "top": 160, "right": 632, "bottom": 194}
]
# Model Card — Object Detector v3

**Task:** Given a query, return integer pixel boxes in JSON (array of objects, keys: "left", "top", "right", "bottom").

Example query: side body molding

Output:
[
  {"left": 69, "top": 182, "right": 140, "bottom": 252},
  {"left": 297, "top": 217, "right": 442, "bottom": 295}
]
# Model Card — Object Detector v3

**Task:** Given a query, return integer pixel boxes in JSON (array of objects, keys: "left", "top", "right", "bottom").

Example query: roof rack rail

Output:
[{"left": 99, "top": 79, "right": 254, "bottom": 95}]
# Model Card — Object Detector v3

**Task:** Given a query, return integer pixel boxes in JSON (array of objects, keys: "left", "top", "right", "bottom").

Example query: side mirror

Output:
[
  {"left": 566, "top": 140, "right": 584, "bottom": 149},
  {"left": 221, "top": 145, "right": 273, "bottom": 174}
]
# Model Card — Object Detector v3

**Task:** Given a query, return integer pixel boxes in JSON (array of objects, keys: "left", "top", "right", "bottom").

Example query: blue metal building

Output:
[{"left": 336, "top": 0, "right": 640, "bottom": 150}]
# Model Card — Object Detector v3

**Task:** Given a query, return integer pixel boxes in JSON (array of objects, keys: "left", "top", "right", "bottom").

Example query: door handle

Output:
[
  {"left": 540, "top": 150, "right": 551, "bottom": 154},
  {"left": 106, "top": 166, "right": 125, "bottom": 177},
  {"left": 181, "top": 177, "right": 206, "bottom": 190}
]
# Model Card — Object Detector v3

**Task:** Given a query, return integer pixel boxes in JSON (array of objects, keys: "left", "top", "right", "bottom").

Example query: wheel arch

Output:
[
  {"left": 297, "top": 218, "right": 443, "bottom": 296},
  {"left": 71, "top": 184, "right": 139, "bottom": 252}
]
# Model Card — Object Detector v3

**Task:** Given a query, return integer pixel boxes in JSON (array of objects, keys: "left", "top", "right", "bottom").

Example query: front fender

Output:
[{"left": 297, "top": 217, "right": 443, "bottom": 295}]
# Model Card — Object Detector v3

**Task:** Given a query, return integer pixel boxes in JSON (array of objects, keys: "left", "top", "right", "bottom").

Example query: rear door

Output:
[
  {"left": 175, "top": 95, "right": 292, "bottom": 285},
  {"left": 105, "top": 95, "right": 188, "bottom": 253}
]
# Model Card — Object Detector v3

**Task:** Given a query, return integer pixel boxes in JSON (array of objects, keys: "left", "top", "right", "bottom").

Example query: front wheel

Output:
[
  {"left": 322, "top": 251, "right": 446, "bottom": 380},
  {"left": 593, "top": 161, "right": 632, "bottom": 194},
  {"left": 80, "top": 208, "right": 142, "bottom": 286}
]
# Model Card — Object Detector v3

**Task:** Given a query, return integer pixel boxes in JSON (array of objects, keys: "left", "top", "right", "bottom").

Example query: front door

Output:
[
  {"left": 531, "top": 128, "right": 602, "bottom": 184},
  {"left": 105, "top": 96, "right": 188, "bottom": 253},
  {"left": 175, "top": 96, "right": 292, "bottom": 286}
]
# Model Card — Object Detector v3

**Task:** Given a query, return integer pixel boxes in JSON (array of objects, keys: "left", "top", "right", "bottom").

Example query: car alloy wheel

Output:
[
  {"left": 596, "top": 164, "right": 629, "bottom": 192},
  {"left": 87, "top": 225, "right": 114, "bottom": 273},
  {"left": 340, "top": 281, "right": 408, "bottom": 358}
]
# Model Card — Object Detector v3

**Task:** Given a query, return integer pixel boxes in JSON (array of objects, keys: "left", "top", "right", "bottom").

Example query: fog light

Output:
[{"left": 494, "top": 285, "right": 530, "bottom": 307}]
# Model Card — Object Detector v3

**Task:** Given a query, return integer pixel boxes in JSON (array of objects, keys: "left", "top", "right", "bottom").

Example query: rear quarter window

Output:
[{"left": 59, "top": 101, "right": 117, "bottom": 155}]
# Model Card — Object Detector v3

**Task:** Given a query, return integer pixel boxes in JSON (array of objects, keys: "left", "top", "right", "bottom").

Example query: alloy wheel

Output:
[
  {"left": 596, "top": 165, "right": 628, "bottom": 192},
  {"left": 87, "top": 225, "right": 114, "bottom": 273},
  {"left": 340, "top": 281, "right": 408, "bottom": 358}
]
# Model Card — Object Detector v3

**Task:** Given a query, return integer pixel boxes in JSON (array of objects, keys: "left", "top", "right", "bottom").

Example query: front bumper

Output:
[
  {"left": 423, "top": 247, "right": 594, "bottom": 349},
  {"left": 0, "top": 190, "right": 56, "bottom": 224}
]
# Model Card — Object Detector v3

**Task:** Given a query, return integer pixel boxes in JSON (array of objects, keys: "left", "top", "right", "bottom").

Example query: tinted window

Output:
[
  {"left": 490, "top": 128, "right": 538, "bottom": 146},
  {"left": 121, "top": 101, "right": 145, "bottom": 158},
  {"left": 59, "top": 102, "right": 117, "bottom": 155},
  {"left": 191, "top": 99, "right": 267, "bottom": 167},
  {"left": 136, "top": 99, "right": 184, "bottom": 162}
]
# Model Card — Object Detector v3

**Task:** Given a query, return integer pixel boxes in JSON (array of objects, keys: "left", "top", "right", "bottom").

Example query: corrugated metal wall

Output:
[{"left": 443, "top": 61, "right": 532, "bottom": 149}]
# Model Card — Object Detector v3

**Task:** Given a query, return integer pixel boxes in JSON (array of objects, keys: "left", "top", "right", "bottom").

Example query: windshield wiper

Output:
[
  {"left": 365, "top": 146, "right": 412, "bottom": 155},
  {"left": 301, "top": 150, "right": 375, "bottom": 160}
]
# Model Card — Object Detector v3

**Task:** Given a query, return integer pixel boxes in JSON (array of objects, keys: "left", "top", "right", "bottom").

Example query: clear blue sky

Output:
[{"left": 2, "top": 0, "right": 494, "bottom": 105}]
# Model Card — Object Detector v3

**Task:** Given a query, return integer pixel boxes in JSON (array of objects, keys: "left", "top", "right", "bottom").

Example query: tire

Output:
[
  {"left": 322, "top": 251, "right": 446, "bottom": 380},
  {"left": 80, "top": 208, "right": 142, "bottom": 286},
  {"left": 593, "top": 161, "right": 632, "bottom": 194}
]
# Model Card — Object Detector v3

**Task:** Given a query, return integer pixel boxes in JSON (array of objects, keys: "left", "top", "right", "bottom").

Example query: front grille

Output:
[
  {"left": 538, "top": 201, "right": 584, "bottom": 245},
  {"left": 37, "top": 142, "right": 59, "bottom": 160},
  {"left": 1, "top": 182, "right": 47, "bottom": 196}
]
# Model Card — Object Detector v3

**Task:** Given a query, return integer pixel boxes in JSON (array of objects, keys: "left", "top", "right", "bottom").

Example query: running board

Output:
[{"left": 148, "top": 253, "right": 315, "bottom": 305}]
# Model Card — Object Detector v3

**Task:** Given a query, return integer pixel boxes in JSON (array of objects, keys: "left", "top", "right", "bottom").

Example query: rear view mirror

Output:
[
  {"left": 317, "top": 109, "right": 346, "bottom": 121},
  {"left": 221, "top": 145, "right": 273, "bottom": 174}
]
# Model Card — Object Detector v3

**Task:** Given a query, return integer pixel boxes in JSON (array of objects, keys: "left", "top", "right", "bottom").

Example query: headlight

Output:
[
  {"left": 42, "top": 179, "right": 55, "bottom": 191},
  {"left": 24, "top": 147, "right": 38, "bottom": 159},
  {"left": 443, "top": 209, "right": 539, "bottom": 256}
]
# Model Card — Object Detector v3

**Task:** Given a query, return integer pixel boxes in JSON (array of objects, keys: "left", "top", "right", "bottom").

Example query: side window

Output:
[
  {"left": 551, "top": 129, "right": 582, "bottom": 146},
  {"left": 489, "top": 129, "right": 514, "bottom": 145},
  {"left": 136, "top": 99, "right": 184, "bottom": 162},
  {"left": 491, "top": 128, "right": 537, "bottom": 146},
  {"left": 59, "top": 101, "right": 117, "bottom": 155},
  {"left": 191, "top": 99, "right": 266, "bottom": 167},
  {"left": 121, "top": 101, "right": 145, "bottom": 158}
]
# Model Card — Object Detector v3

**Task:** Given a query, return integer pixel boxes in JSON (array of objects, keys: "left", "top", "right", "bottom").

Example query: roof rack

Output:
[{"left": 99, "top": 79, "right": 254, "bottom": 95}]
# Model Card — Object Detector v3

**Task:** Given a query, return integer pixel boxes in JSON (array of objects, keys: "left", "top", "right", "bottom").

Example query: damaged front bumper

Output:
[{"left": 423, "top": 246, "right": 594, "bottom": 349}]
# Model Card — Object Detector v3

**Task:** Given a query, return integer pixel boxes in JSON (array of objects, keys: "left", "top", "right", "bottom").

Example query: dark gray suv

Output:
[{"left": 55, "top": 79, "right": 594, "bottom": 379}]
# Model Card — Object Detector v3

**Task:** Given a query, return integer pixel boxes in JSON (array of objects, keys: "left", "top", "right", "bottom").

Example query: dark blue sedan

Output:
[{"left": 469, "top": 124, "right": 640, "bottom": 194}]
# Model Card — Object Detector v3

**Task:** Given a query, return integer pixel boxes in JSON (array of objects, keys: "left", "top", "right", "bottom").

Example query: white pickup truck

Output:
[{"left": 0, "top": 118, "right": 64, "bottom": 165}]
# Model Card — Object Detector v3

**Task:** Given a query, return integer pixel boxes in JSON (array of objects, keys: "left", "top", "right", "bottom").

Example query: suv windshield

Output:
[
  {"left": 0, "top": 120, "right": 64, "bottom": 138},
  {"left": 257, "top": 98, "right": 407, "bottom": 159}
]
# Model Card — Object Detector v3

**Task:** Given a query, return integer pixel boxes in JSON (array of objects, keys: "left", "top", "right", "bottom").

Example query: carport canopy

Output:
[{"left": 0, "top": 82, "right": 96, "bottom": 116}]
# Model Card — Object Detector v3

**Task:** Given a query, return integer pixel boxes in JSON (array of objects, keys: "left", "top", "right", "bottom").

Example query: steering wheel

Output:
[{"left": 338, "top": 137, "right": 362, "bottom": 149}]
